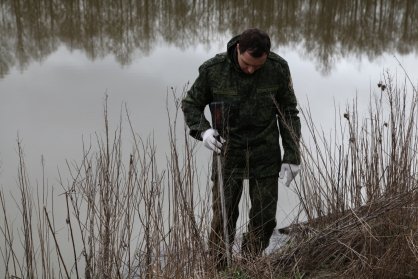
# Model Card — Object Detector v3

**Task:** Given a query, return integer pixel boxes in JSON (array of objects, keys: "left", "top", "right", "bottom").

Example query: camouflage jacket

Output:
[{"left": 181, "top": 35, "right": 301, "bottom": 178}]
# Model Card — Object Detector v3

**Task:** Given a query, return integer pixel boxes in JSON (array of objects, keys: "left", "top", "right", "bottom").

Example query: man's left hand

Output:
[{"left": 279, "top": 163, "right": 300, "bottom": 187}]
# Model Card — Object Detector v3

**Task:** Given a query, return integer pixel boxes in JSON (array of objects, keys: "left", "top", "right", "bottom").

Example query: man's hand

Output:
[
  {"left": 202, "top": 129, "right": 225, "bottom": 154},
  {"left": 279, "top": 163, "right": 300, "bottom": 187}
]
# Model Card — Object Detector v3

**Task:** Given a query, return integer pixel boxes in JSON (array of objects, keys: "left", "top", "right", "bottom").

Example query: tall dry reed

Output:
[
  {"left": 260, "top": 70, "right": 418, "bottom": 278},
  {"left": 1, "top": 71, "right": 418, "bottom": 278},
  {"left": 0, "top": 91, "right": 217, "bottom": 278}
]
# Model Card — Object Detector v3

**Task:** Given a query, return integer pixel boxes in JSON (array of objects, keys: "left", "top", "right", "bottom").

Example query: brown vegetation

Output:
[{"left": 1, "top": 71, "right": 418, "bottom": 278}]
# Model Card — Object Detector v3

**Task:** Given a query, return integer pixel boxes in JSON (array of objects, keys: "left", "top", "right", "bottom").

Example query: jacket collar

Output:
[{"left": 227, "top": 35, "right": 241, "bottom": 72}]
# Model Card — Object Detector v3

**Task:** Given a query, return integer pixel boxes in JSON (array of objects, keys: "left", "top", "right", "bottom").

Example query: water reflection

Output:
[{"left": 0, "top": 0, "right": 417, "bottom": 77}]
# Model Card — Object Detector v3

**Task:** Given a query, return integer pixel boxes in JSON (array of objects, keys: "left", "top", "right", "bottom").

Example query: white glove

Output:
[
  {"left": 279, "top": 163, "right": 300, "bottom": 187},
  {"left": 201, "top": 129, "right": 225, "bottom": 154}
]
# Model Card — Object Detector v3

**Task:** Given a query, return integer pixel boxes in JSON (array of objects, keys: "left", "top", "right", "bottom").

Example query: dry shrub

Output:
[
  {"left": 0, "top": 91, "right": 219, "bottom": 278},
  {"left": 2, "top": 71, "right": 418, "bottom": 278},
  {"left": 269, "top": 71, "right": 418, "bottom": 278}
]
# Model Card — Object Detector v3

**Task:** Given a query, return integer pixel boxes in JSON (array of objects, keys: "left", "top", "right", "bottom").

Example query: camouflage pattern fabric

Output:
[
  {"left": 182, "top": 35, "right": 301, "bottom": 179},
  {"left": 209, "top": 173, "right": 278, "bottom": 269},
  {"left": 181, "top": 34, "right": 301, "bottom": 268}
]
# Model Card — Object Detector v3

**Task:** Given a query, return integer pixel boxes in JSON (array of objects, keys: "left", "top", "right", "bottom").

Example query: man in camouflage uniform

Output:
[{"left": 181, "top": 28, "right": 301, "bottom": 269}]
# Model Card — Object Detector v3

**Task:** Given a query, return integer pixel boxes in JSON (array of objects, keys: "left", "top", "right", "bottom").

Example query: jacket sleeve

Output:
[
  {"left": 181, "top": 65, "right": 212, "bottom": 140},
  {"left": 277, "top": 63, "right": 301, "bottom": 165}
]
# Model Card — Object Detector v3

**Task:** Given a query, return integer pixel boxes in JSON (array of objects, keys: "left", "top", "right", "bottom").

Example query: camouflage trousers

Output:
[{"left": 209, "top": 174, "right": 278, "bottom": 270}]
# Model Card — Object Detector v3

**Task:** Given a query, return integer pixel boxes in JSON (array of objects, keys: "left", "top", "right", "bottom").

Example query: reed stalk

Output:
[{"left": 1, "top": 71, "right": 417, "bottom": 278}]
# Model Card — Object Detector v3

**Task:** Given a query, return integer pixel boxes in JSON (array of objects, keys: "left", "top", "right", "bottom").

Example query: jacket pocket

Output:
[{"left": 213, "top": 89, "right": 238, "bottom": 97}]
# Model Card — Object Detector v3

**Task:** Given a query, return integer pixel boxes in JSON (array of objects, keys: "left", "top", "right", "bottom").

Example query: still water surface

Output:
[{"left": 1, "top": 0, "right": 418, "bottom": 260}]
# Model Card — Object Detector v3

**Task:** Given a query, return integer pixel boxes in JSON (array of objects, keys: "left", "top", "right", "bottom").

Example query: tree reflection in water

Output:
[{"left": 0, "top": 0, "right": 417, "bottom": 77}]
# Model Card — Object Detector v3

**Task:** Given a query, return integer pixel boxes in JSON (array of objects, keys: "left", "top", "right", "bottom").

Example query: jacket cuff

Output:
[{"left": 189, "top": 129, "right": 205, "bottom": 141}]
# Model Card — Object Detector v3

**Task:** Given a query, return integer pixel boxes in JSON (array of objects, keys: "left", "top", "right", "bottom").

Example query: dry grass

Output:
[
  {"left": 1, "top": 71, "right": 418, "bottom": 278},
  {"left": 266, "top": 70, "right": 418, "bottom": 278},
  {"left": 1, "top": 91, "right": 217, "bottom": 278}
]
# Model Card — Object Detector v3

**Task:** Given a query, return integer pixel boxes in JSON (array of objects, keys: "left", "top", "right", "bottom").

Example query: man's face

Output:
[{"left": 236, "top": 44, "right": 268, "bottom": 75}]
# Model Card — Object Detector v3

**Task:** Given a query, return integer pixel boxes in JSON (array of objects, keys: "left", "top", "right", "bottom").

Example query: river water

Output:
[{"left": 1, "top": 0, "right": 418, "bottom": 274}]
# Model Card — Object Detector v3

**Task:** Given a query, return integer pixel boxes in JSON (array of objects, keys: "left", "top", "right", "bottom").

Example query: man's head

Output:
[{"left": 237, "top": 28, "right": 271, "bottom": 74}]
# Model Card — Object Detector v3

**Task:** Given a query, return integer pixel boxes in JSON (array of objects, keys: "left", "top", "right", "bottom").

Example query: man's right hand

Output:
[{"left": 202, "top": 129, "right": 225, "bottom": 154}]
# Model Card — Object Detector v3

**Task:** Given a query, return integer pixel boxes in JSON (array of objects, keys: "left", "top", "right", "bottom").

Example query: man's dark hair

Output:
[{"left": 238, "top": 28, "right": 271, "bottom": 58}]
